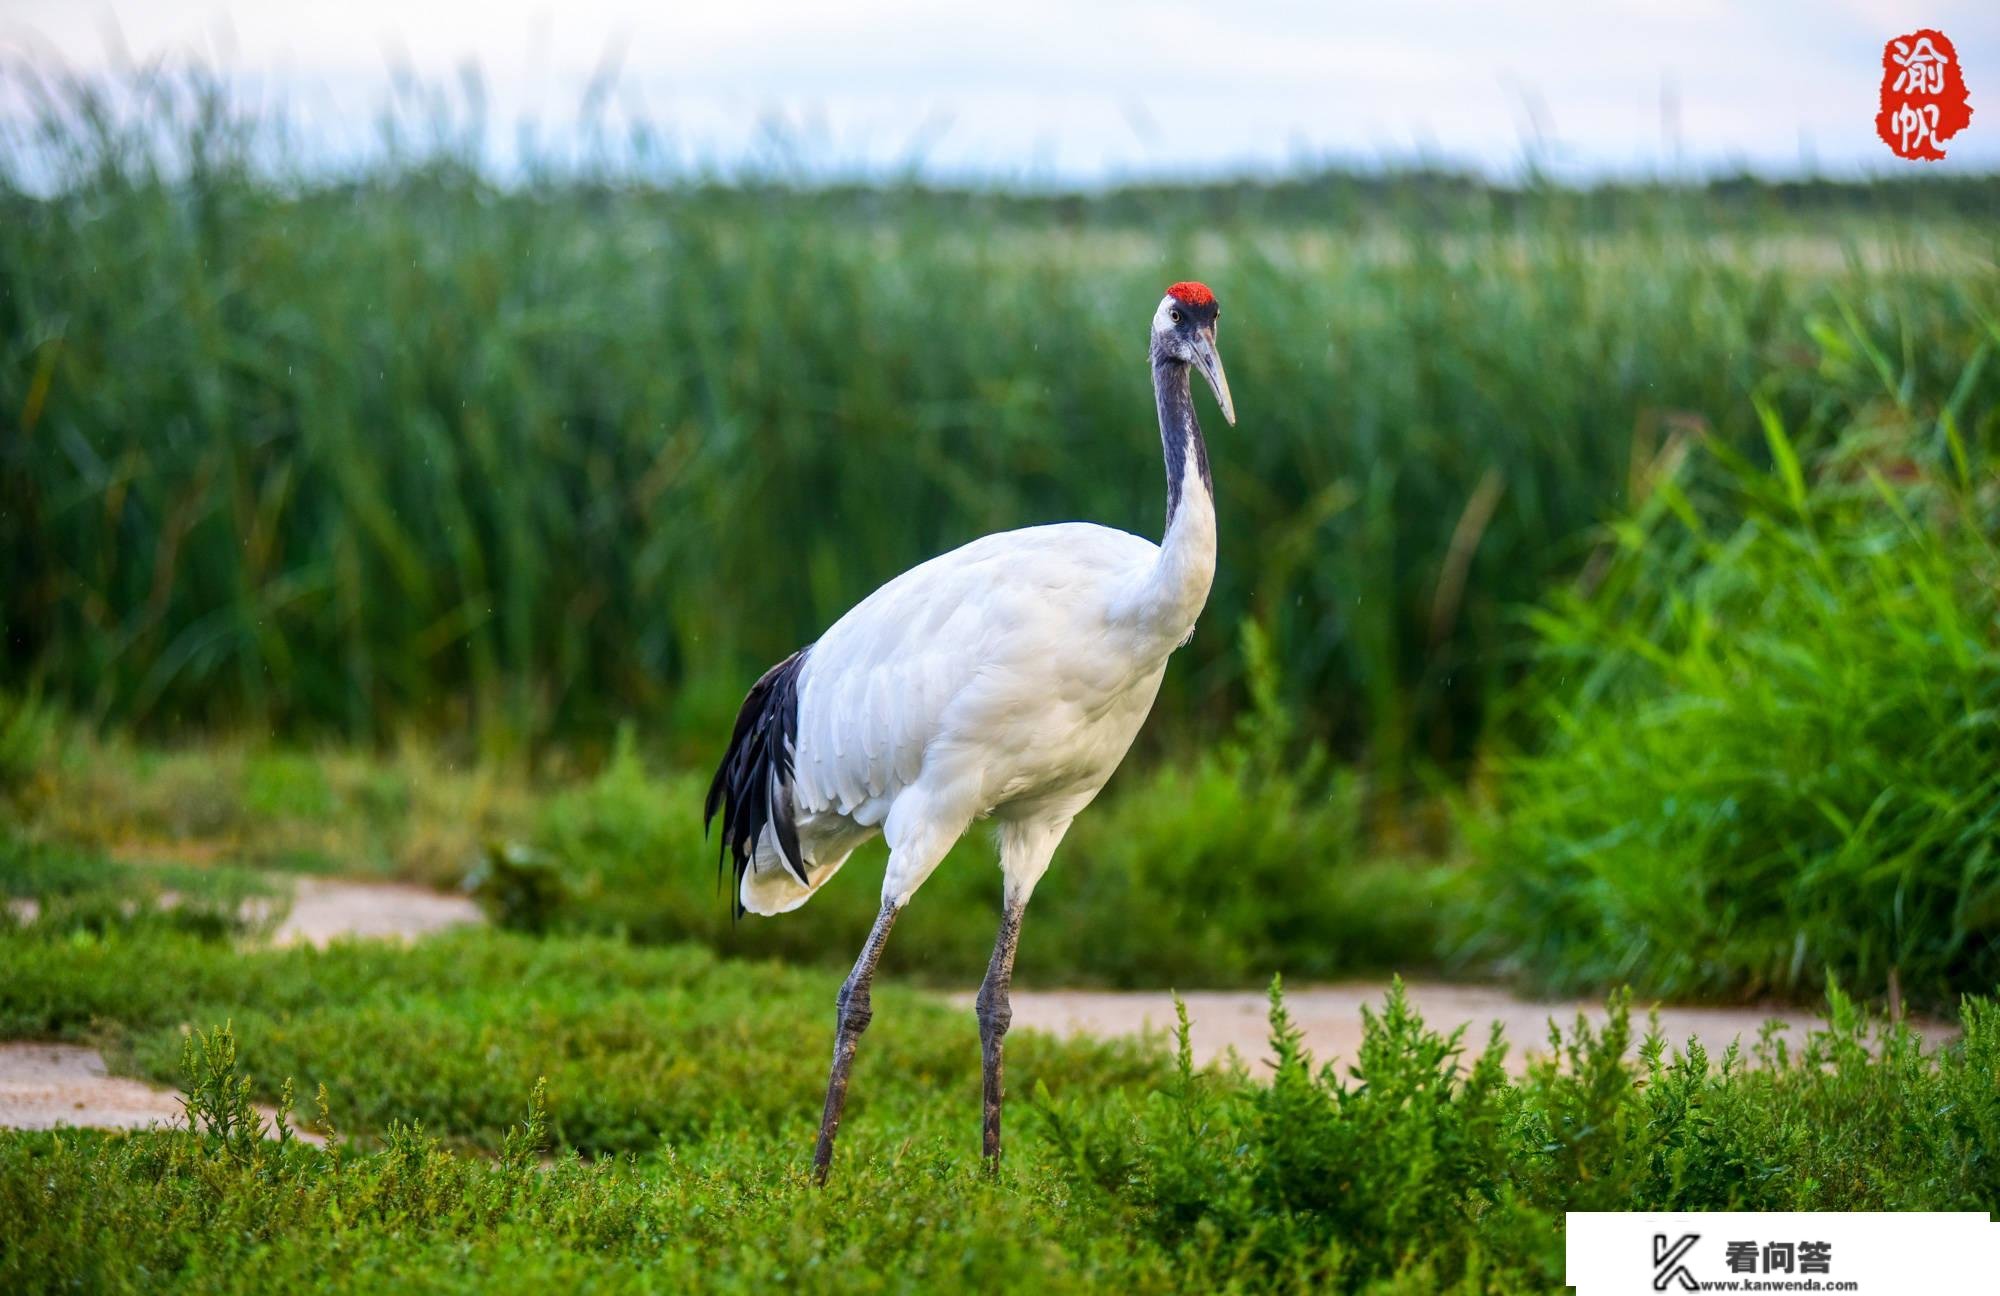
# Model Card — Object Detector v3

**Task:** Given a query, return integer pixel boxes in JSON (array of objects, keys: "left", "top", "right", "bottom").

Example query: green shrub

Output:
[
  {"left": 1042, "top": 979, "right": 2000, "bottom": 1292},
  {"left": 1466, "top": 405, "right": 2000, "bottom": 1008},
  {"left": 177, "top": 1021, "right": 300, "bottom": 1161}
]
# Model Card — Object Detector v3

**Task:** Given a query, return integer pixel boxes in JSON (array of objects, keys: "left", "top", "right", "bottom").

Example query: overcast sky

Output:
[{"left": 4, "top": 1, "right": 1997, "bottom": 181}]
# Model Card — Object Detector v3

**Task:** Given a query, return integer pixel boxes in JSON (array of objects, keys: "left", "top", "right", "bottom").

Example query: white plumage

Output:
[
  {"left": 706, "top": 280, "right": 1234, "bottom": 1179},
  {"left": 743, "top": 510, "right": 1211, "bottom": 915}
]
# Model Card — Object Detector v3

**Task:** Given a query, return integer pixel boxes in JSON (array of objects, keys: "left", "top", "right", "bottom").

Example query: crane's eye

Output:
[{"left": 1169, "top": 308, "right": 1182, "bottom": 324}]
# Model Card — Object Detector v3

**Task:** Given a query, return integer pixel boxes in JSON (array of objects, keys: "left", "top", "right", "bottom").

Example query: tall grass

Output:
[
  {"left": 5, "top": 65, "right": 1995, "bottom": 785},
  {"left": 1467, "top": 397, "right": 2000, "bottom": 1009}
]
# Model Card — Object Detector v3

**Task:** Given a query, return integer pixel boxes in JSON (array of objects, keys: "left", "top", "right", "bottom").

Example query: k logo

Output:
[{"left": 1652, "top": 1233, "right": 1699, "bottom": 1292}]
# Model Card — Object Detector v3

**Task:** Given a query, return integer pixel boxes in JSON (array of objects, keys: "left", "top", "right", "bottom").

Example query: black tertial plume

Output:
[{"left": 704, "top": 646, "right": 812, "bottom": 917}]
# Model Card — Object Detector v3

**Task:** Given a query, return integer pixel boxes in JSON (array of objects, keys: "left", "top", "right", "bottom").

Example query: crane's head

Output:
[{"left": 1151, "top": 281, "right": 1235, "bottom": 425}]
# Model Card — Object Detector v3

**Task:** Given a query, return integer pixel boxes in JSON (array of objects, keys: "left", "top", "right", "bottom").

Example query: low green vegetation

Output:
[
  {"left": 1, "top": 843, "right": 1994, "bottom": 1294},
  {"left": 11, "top": 716, "right": 525, "bottom": 884},
  {"left": 1047, "top": 982, "right": 1999, "bottom": 1290},
  {"left": 0, "top": 830, "right": 281, "bottom": 943},
  {"left": 0, "top": 891, "right": 1153, "bottom": 1156},
  {"left": 0, "top": 841, "right": 1168, "bottom": 1290}
]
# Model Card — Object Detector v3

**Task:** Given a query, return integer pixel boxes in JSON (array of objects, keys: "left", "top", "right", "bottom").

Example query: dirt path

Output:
[
  {"left": 271, "top": 876, "right": 483, "bottom": 946},
  {"left": 0, "top": 1042, "right": 195, "bottom": 1132},
  {"left": 1, "top": 875, "right": 1951, "bottom": 1133},
  {"left": 963, "top": 982, "right": 1951, "bottom": 1076},
  {"left": 0, "top": 876, "right": 478, "bottom": 1137},
  {"left": 0, "top": 1041, "right": 324, "bottom": 1143}
]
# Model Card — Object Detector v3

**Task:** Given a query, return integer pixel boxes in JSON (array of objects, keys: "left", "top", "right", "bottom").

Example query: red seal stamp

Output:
[{"left": 1876, "top": 31, "right": 1972, "bottom": 161}]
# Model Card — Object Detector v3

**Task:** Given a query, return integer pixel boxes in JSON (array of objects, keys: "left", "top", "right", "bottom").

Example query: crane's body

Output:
[
  {"left": 707, "top": 282, "right": 1234, "bottom": 1181},
  {"left": 740, "top": 504, "right": 1214, "bottom": 916}
]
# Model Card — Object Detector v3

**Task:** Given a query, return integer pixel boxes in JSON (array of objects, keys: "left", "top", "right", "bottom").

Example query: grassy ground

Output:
[{"left": 2, "top": 840, "right": 1996, "bottom": 1294}]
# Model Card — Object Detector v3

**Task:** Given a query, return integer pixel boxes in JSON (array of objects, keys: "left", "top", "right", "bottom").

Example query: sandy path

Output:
[
  {"left": 9, "top": 878, "right": 481, "bottom": 946},
  {"left": 967, "top": 982, "right": 1951, "bottom": 1076},
  {"left": 271, "top": 876, "right": 483, "bottom": 946},
  {"left": 0, "top": 876, "right": 479, "bottom": 1137},
  {"left": 0, "top": 1041, "right": 323, "bottom": 1143}
]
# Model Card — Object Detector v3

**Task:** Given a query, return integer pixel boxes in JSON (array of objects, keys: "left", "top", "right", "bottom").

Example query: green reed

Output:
[
  {"left": 1467, "top": 386, "right": 2000, "bottom": 1009},
  {"left": 3, "top": 65, "right": 1996, "bottom": 788}
]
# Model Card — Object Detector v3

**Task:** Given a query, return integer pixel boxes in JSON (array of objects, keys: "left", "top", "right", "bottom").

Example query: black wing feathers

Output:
[{"left": 704, "top": 647, "right": 812, "bottom": 912}]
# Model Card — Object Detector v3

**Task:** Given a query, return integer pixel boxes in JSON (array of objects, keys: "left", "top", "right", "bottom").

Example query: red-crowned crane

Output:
[{"left": 707, "top": 281, "right": 1234, "bottom": 1181}]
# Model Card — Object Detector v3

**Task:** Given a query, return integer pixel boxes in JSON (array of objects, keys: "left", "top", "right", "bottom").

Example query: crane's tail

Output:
[
  {"left": 738, "top": 831, "right": 864, "bottom": 915},
  {"left": 704, "top": 646, "right": 811, "bottom": 918}
]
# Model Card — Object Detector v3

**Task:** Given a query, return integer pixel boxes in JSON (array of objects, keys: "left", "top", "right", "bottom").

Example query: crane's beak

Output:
[{"left": 1192, "top": 326, "right": 1236, "bottom": 426}]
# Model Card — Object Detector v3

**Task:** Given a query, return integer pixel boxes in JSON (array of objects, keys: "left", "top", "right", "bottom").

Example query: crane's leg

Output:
[
  {"left": 813, "top": 898, "right": 900, "bottom": 1183},
  {"left": 974, "top": 894, "right": 1026, "bottom": 1169},
  {"left": 977, "top": 814, "right": 1070, "bottom": 1172},
  {"left": 812, "top": 799, "right": 967, "bottom": 1183}
]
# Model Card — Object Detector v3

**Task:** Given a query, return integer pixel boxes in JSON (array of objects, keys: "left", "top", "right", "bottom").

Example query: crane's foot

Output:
[
  {"left": 813, "top": 990, "right": 867, "bottom": 1183},
  {"left": 979, "top": 1027, "right": 1006, "bottom": 1172}
]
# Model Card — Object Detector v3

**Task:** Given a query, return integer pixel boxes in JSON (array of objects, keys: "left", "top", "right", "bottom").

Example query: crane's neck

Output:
[{"left": 1139, "top": 354, "right": 1216, "bottom": 639}]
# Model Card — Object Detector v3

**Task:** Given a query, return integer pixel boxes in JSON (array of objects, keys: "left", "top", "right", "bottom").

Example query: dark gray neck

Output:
[{"left": 1152, "top": 353, "right": 1212, "bottom": 529}]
